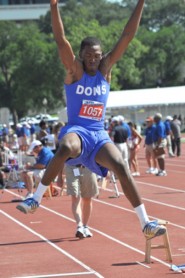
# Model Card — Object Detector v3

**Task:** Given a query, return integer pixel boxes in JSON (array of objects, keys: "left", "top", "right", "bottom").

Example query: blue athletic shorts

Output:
[{"left": 58, "top": 125, "right": 113, "bottom": 177}]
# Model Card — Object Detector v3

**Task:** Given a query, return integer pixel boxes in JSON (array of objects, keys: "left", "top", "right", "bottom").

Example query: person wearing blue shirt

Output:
[
  {"left": 20, "top": 122, "right": 31, "bottom": 152},
  {"left": 2, "top": 124, "right": 9, "bottom": 146},
  {"left": 153, "top": 113, "right": 167, "bottom": 176},
  {"left": 144, "top": 117, "right": 158, "bottom": 174},
  {"left": 118, "top": 115, "right": 131, "bottom": 139},
  {"left": 29, "top": 122, "right": 36, "bottom": 142},
  {"left": 20, "top": 140, "right": 54, "bottom": 199}
]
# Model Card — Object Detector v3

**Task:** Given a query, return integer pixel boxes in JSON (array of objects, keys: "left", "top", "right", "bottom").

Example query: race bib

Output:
[{"left": 79, "top": 100, "right": 104, "bottom": 121}]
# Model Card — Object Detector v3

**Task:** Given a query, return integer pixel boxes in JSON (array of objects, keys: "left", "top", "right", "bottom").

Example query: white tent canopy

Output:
[
  {"left": 58, "top": 86, "right": 185, "bottom": 125},
  {"left": 107, "top": 86, "right": 185, "bottom": 108}
]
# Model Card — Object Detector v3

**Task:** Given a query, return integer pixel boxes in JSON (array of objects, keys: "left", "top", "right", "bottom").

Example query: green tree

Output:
[
  {"left": 39, "top": 0, "right": 127, "bottom": 33},
  {"left": 141, "top": 0, "right": 185, "bottom": 30},
  {"left": 120, "top": 0, "right": 185, "bottom": 30},
  {"left": 138, "top": 24, "right": 185, "bottom": 87},
  {"left": 0, "top": 21, "right": 65, "bottom": 125},
  {"left": 0, "top": 21, "right": 20, "bottom": 123}
]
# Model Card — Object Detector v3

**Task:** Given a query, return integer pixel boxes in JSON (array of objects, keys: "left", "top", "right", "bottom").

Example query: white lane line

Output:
[
  {"left": 141, "top": 198, "right": 185, "bottom": 211},
  {"left": 0, "top": 190, "right": 167, "bottom": 270},
  {"left": 136, "top": 181, "right": 185, "bottom": 194},
  {"left": 34, "top": 205, "right": 172, "bottom": 269},
  {"left": 3, "top": 190, "right": 184, "bottom": 272},
  {"left": 136, "top": 261, "right": 150, "bottom": 269},
  {"left": 93, "top": 198, "right": 185, "bottom": 230},
  {"left": 99, "top": 181, "right": 185, "bottom": 211},
  {"left": 0, "top": 210, "right": 104, "bottom": 278},
  {"left": 139, "top": 160, "right": 185, "bottom": 169},
  {"left": 4, "top": 189, "right": 185, "bottom": 230},
  {"left": 1, "top": 193, "right": 151, "bottom": 272},
  {"left": 99, "top": 185, "right": 185, "bottom": 212},
  {"left": 13, "top": 271, "right": 95, "bottom": 278}
]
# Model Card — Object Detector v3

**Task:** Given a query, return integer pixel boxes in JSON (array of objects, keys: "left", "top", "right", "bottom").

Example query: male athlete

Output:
[{"left": 17, "top": 0, "right": 166, "bottom": 240}]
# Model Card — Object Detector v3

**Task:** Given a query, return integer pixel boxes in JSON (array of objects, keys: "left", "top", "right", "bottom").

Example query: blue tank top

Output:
[{"left": 65, "top": 71, "right": 110, "bottom": 130}]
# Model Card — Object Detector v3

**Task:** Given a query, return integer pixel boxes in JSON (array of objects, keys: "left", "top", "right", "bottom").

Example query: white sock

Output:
[
  {"left": 134, "top": 204, "right": 150, "bottom": 230},
  {"left": 33, "top": 182, "right": 48, "bottom": 203}
]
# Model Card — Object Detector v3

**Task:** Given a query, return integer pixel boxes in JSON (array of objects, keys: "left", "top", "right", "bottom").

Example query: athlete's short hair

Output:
[{"left": 80, "top": 37, "right": 102, "bottom": 51}]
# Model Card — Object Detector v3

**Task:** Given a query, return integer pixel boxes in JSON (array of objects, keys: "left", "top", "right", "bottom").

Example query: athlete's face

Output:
[{"left": 80, "top": 45, "right": 102, "bottom": 75}]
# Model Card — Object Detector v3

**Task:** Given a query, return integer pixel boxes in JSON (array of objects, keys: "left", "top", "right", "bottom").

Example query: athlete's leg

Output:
[
  {"left": 95, "top": 143, "right": 152, "bottom": 231},
  {"left": 41, "top": 133, "right": 82, "bottom": 185},
  {"left": 96, "top": 143, "right": 141, "bottom": 208},
  {"left": 95, "top": 143, "right": 167, "bottom": 239}
]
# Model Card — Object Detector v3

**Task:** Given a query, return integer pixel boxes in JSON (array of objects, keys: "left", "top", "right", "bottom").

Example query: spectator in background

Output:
[
  {"left": 164, "top": 116, "right": 175, "bottom": 157},
  {"left": 53, "top": 121, "right": 65, "bottom": 152},
  {"left": 37, "top": 120, "right": 49, "bottom": 141},
  {"left": 43, "top": 121, "right": 66, "bottom": 154},
  {"left": 15, "top": 123, "right": 22, "bottom": 150},
  {"left": 2, "top": 124, "right": 9, "bottom": 147},
  {"left": 0, "top": 145, "right": 5, "bottom": 188},
  {"left": 107, "top": 117, "right": 114, "bottom": 138},
  {"left": 42, "top": 124, "right": 56, "bottom": 154},
  {"left": 111, "top": 116, "right": 129, "bottom": 169},
  {"left": 173, "top": 115, "right": 181, "bottom": 127},
  {"left": 104, "top": 119, "right": 109, "bottom": 131},
  {"left": 153, "top": 113, "right": 167, "bottom": 176},
  {"left": 58, "top": 164, "right": 99, "bottom": 239},
  {"left": 178, "top": 115, "right": 182, "bottom": 125},
  {"left": 0, "top": 170, "right": 4, "bottom": 188},
  {"left": 20, "top": 122, "right": 31, "bottom": 152},
  {"left": 118, "top": 115, "right": 131, "bottom": 139},
  {"left": 20, "top": 140, "right": 54, "bottom": 199},
  {"left": 11, "top": 134, "right": 19, "bottom": 151},
  {"left": 0, "top": 140, "right": 17, "bottom": 185},
  {"left": 29, "top": 121, "right": 36, "bottom": 142},
  {"left": 171, "top": 116, "right": 181, "bottom": 157},
  {"left": 144, "top": 117, "right": 158, "bottom": 174},
  {"left": 127, "top": 122, "right": 143, "bottom": 176}
]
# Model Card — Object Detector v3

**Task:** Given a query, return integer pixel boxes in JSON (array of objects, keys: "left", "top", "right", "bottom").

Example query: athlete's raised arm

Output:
[
  {"left": 105, "top": 0, "right": 145, "bottom": 70},
  {"left": 50, "top": 0, "right": 76, "bottom": 71}
]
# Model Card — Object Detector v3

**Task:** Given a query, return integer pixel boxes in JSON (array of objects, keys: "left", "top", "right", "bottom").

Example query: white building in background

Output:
[{"left": 106, "top": 86, "right": 185, "bottom": 129}]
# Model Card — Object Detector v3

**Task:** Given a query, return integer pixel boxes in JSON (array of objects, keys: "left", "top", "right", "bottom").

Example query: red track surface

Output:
[{"left": 1, "top": 144, "right": 185, "bottom": 278}]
